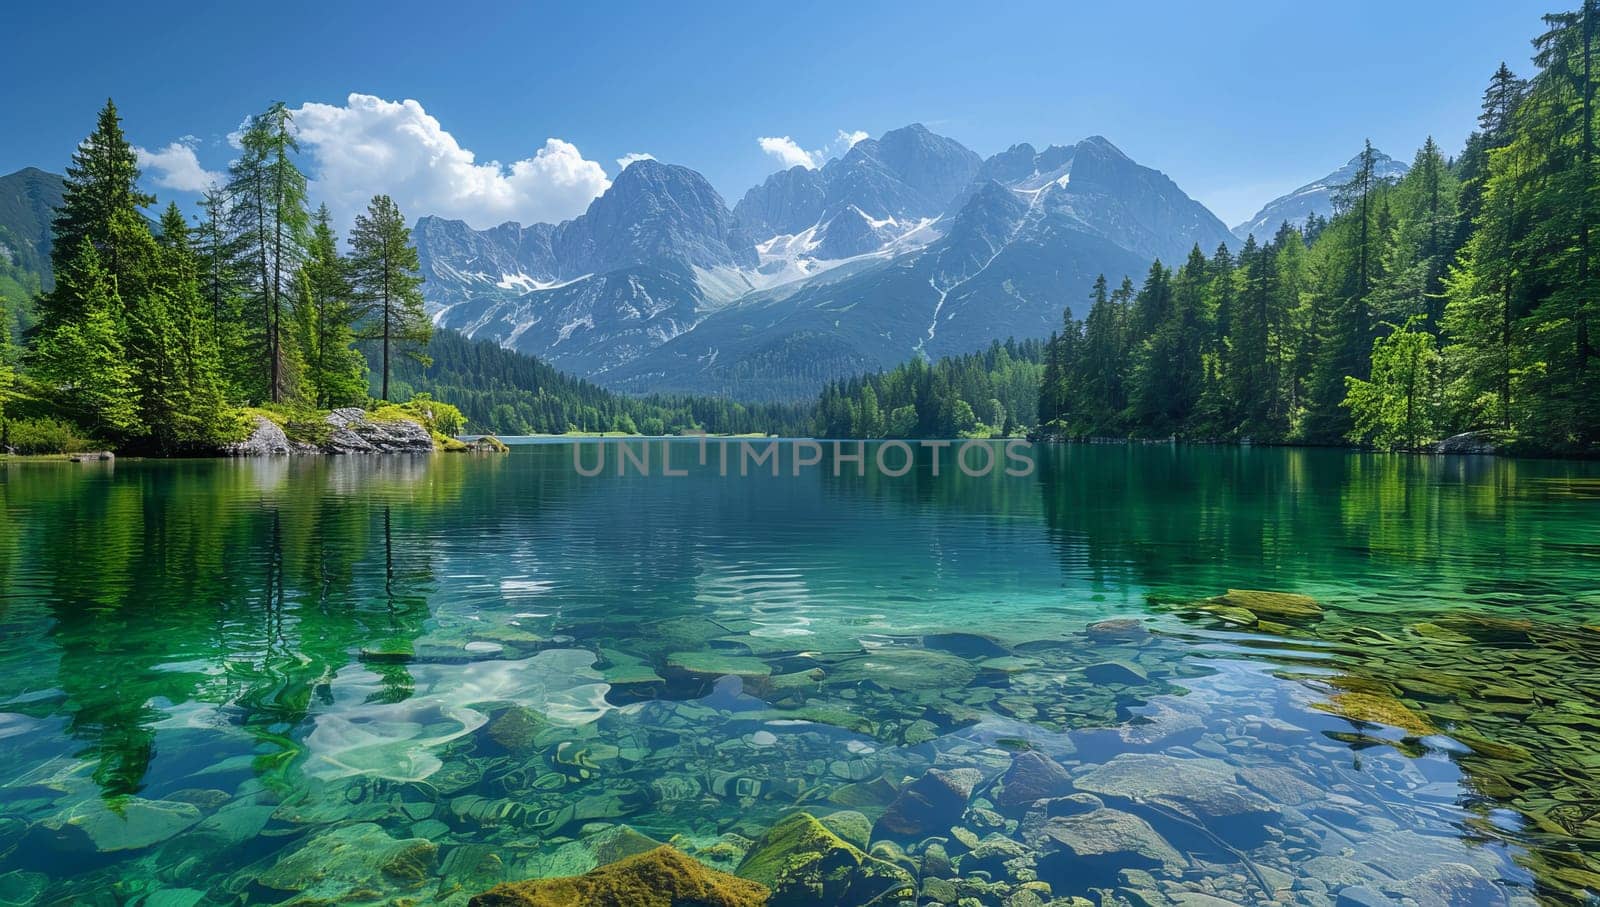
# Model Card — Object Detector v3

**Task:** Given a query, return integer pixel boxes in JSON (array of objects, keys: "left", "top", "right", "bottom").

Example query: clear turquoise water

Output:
[{"left": 1, "top": 443, "right": 1597, "bottom": 905}]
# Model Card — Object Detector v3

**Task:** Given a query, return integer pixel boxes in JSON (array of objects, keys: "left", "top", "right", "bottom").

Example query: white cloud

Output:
[
  {"left": 758, "top": 136, "right": 818, "bottom": 170},
  {"left": 616, "top": 152, "right": 655, "bottom": 170},
  {"left": 757, "top": 129, "right": 871, "bottom": 171},
  {"left": 287, "top": 93, "right": 611, "bottom": 229},
  {"left": 837, "top": 129, "right": 869, "bottom": 150},
  {"left": 136, "top": 139, "right": 224, "bottom": 193}
]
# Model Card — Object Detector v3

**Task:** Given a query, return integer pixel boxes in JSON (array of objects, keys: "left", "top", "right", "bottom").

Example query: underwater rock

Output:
[
  {"left": 1027, "top": 808, "right": 1185, "bottom": 875},
  {"left": 874, "top": 768, "right": 985, "bottom": 839},
  {"left": 586, "top": 824, "right": 667, "bottom": 866},
  {"left": 141, "top": 890, "right": 206, "bottom": 907},
  {"left": 439, "top": 844, "right": 514, "bottom": 898},
  {"left": 924, "top": 632, "right": 1010, "bottom": 658},
  {"left": 1084, "top": 660, "right": 1149, "bottom": 685},
  {"left": 1085, "top": 618, "right": 1149, "bottom": 642},
  {"left": 0, "top": 870, "right": 46, "bottom": 907},
  {"left": 992, "top": 751, "right": 1074, "bottom": 814},
  {"left": 737, "top": 812, "right": 914, "bottom": 907},
  {"left": 831, "top": 648, "right": 978, "bottom": 693},
  {"left": 819, "top": 810, "right": 873, "bottom": 850},
  {"left": 255, "top": 822, "right": 437, "bottom": 902},
  {"left": 1211, "top": 589, "right": 1323, "bottom": 620},
  {"left": 1313, "top": 691, "right": 1438, "bottom": 737},
  {"left": 955, "top": 834, "right": 1031, "bottom": 878},
  {"left": 1392, "top": 864, "right": 1507, "bottom": 907},
  {"left": 666, "top": 651, "right": 772, "bottom": 679},
  {"left": 1236, "top": 766, "right": 1325, "bottom": 807},
  {"left": 1335, "top": 886, "right": 1398, "bottom": 907},
  {"left": 486, "top": 706, "right": 546, "bottom": 751},
  {"left": 39, "top": 797, "right": 201, "bottom": 853},
  {"left": 1073, "top": 754, "right": 1277, "bottom": 824},
  {"left": 471, "top": 845, "right": 769, "bottom": 907}
]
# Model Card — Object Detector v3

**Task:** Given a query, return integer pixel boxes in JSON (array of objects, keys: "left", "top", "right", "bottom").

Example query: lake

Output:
[{"left": 1, "top": 442, "right": 1597, "bottom": 906}]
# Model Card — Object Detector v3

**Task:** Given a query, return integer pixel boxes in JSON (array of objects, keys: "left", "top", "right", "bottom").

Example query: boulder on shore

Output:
[
  {"left": 324, "top": 407, "right": 434, "bottom": 453},
  {"left": 470, "top": 845, "right": 768, "bottom": 907},
  {"left": 1430, "top": 430, "right": 1499, "bottom": 455},
  {"left": 224, "top": 415, "right": 294, "bottom": 456}
]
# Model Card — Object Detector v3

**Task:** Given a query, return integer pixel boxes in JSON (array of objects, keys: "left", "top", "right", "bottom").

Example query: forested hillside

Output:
[
  {"left": 1029, "top": 11, "right": 1599, "bottom": 454},
  {"left": 390, "top": 328, "right": 813, "bottom": 436},
  {"left": 814, "top": 339, "right": 1044, "bottom": 438}
]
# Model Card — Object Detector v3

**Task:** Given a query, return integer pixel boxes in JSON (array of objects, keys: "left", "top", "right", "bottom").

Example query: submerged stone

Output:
[
  {"left": 1028, "top": 807, "right": 1186, "bottom": 874},
  {"left": 1314, "top": 691, "right": 1438, "bottom": 737},
  {"left": 255, "top": 822, "right": 437, "bottom": 902},
  {"left": 1392, "top": 863, "right": 1506, "bottom": 907},
  {"left": 0, "top": 871, "right": 46, "bottom": 907},
  {"left": 736, "top": 812, "right": 914, "bottom": 907},
  {"left": 1085, "top": 618, "right": 1149, "bottom": 642},
  {"left": 586, "top": 824, "right": 667, "bottom": 866},
  {"left": 818, "top": 810, "right": 873, "bottom": 850},
  {"left": 874, "top": 768, "right": 985, "bottom": 839},
  {"left": 1212, "top": 589, "right": 1324, "bottom": 619},
  {"left": 1073, "top": 754, "right": 1277, "bottom": 824},
  {"left": 1084, "top": 660, "right": 1150, "bottom": 685},
  {"left": 471, "top": 845, "right": 768, "bottom": 907},
  {"left": 831, "top": 648, "right": 978, "bottom": 693},
  {"left": 39, "top": 797, "right": 201, "bottom": 853},
  {"left": 486, "top": 705, "right": 547, "bottom": 751},
  {"left": 993, "top": 751, "right": 1074, "bottom": 814},
  {"left": 666, "top": 651, "right": 772, "bottom": 679}
]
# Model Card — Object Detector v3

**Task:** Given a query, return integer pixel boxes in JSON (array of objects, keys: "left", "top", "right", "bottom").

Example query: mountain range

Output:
[
  {"left": 0, "top": 167, "right": 66, "bottom": 284},
  {"left": 5, "top": 135, "right": 1400, "bottom": 403},
  {"left": 1230, "top": 149, "right": 1410, "bottom": 241},
  {"left": 420, "top": 125, "right": 1239, "bottom": 399}
]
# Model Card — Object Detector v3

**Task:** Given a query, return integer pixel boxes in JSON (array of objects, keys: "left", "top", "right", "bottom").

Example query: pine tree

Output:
[
  {"left": 47, "top": 99, "right": 154, "bottom": 300},
  {"left": 298, "top": 206, "right": 367, "bottom": 408},
  {"left": 29, "top": 240, "right": 142, "bottom": 439},
  {"left": 228, "top": 103, "right": 309, "bottom": 403},
  {"left": 349, "top": 195, "right": 431, "bottom": 401},
  {"left": 149, "top": 203, "right": 232, "bottom": 448},
  {"left": 0, "top": 294, "right": 15, "bottom": 445}
]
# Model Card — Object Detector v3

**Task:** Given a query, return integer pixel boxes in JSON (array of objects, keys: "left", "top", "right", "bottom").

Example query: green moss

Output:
[
  {"left": 735, "top": 812, "right": 913, "bottom": 907},
  {"left": 469, "top": 845, "right": 768, "bottom": 907},
  {"left": 1314, "top": 690, "right": 1438, "bottom": 737}
]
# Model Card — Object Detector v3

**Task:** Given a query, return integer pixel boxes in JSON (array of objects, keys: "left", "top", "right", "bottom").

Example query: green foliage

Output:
[
  {"left": 389, "top": 327, "right": 811, "bottom": 436},
  {"left": 349, "top": 194, "right": 430, "bottom": 401},
  {"left": 229, "top": 102, "right": 310, "bottom": 404},
  {"left": 373, "top": 393, "right": 464, "bottom": 438},
  {"left": 817, "top": 339, "right": 1045, "bottom": 438},
  {"left": 1342, "top": 317, "right": 1442, "bottom": 449},
  {"left": 28, "top": 239, "right": 143, "bottom": 438},
  {"left": 3, "top": 415, "right": 100, "bottom": 454},
  {"left": 297, "top": 206, "right": 368, "bottom": 408}
]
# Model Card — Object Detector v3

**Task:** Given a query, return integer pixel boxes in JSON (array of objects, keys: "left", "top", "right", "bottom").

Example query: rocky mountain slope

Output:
[
  {"left": 419, "top": 126, "right": 1237, "bottom": 399},
  {"left": 1232, "top": 149, "right": 1409, "bottom": 241}
]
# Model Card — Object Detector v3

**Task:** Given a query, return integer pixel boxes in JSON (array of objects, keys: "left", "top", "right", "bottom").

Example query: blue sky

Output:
[{"left": 1, "top": 0, "right": 1551, "bottom": 228}]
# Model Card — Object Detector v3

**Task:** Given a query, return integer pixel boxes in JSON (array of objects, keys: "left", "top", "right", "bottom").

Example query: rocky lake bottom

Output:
[{"left": 0, "top": 444, "right": 1596, "bottom": 906}]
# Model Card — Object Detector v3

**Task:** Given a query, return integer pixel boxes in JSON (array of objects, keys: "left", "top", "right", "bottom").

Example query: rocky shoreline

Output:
[{"left": 225, "top": 408, "right": 445, "bottom": 456}]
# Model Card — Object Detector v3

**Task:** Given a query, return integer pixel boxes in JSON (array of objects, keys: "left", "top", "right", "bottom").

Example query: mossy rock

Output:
[
  {"left": 469, "top": 845, "right": 768, "bottom": 906},
  {"left": 666, "top": 651, "right": 772, "bottom": 679},
  {"left": 486, "top": 706, "right": 546, "bottom": 752},
  {"left": 1212, "top": 589, "right": 1323, "bottom": 619},
  {"left": 1314, "top": 691, "right": 1438, "bottom": 737},
  {"left": 736, "top": 812, "right": 914, "bottom": 907}
]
